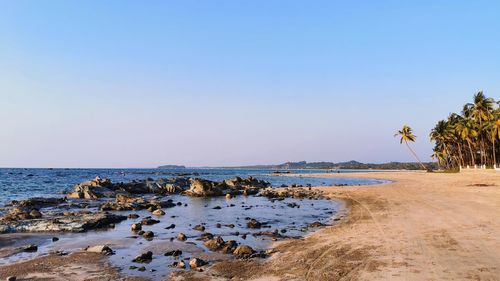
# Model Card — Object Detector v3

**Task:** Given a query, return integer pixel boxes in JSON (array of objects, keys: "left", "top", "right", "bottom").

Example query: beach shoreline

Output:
[{"left": 1, "top": 171, "right": 500, "bottom": 280}]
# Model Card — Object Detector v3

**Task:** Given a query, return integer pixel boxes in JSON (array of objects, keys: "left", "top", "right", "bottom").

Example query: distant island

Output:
[
  {"left": 157, "top": 165, "right": 186, "bottom": 169},
  {"left": 224, "top": 160, "right": 438, "bottom": 170}
]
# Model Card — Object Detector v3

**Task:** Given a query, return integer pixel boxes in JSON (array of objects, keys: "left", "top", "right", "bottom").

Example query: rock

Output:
[
  {"left": 164, "top": 250, "right": 182, "bottom": 256},
  {"left": 171, "top": 260, "right": 186, "bottom": 269},
  {"left": 69, "top": 177, "right": 116, "bottom": 199},
  {"left": 189, "top": 257, "right": 207, "bottom": 268},
  {"left": 233, "top": 245, "right": 255, "bottom": 257},
  {"left": 85, "top": 245, "right": 113, "bottom": 255},
  {"left": 52, "top": 237, "right": 59, "bottom": 242},
  {"left": 132, "top": 251, "right": 153, "bottom": 263},
  {"left": 29, "top": 209, "right": 42, "bottom": 219},
  {"left": 261, "top": 187, "right": 324, "bottom": 199},
  {"left": 152, "top": 209, "right": 165, "bottom": 216},
  {"left": 193, "top": 225, "right": 205, "bottom": 231},
  {"left": 177, "top": 233, "right": 187, "bottom": 241},
  {"left": 225, "top": 194, "right": 232, "bottom": 199},
  {"left": 6, "top": 277, "right": 16, "bottom": 281},
  {"left": 23, "top": 244, "right": 37, "bottom": 252},
  {"left": 0, "top": 212, "right": 127, "bottom": 233},
  {"left": 212, "top": 206, "right": 222, "bottom": 210},
  {"left": 138, "top": 266, "right": 146, "bottom": 271},
  {"left": 220, "top": 240, "right": 238, "bottom": 254},
  {"left": 15, "top": 197, "right": 66, "bottom": 209},
  {"left": 308, "top": 221, "right": 326, "bottom": 228},
  {"left": 184, "top": 179, "right": 223, "bottom": 197},
  {"left": 199, "top": 232, "right": 214, "bottom": 241},
  {"left": 131, "top": 223, "right": 142, "bottom": 231},
  {"left": 128, "top": 214, "right": 140, "bottom": 219},
  {"left": 140, "top": 217, "right": 160, "bottom": 225},
  {"left": 143, "top": 231, "right": 154, "bottom": 239},
  {"left": 165, "top": 224, "right": 176, "bottom": 229},
  {"left": 247, "top": 218, "right": 262, "bottom": 229},
  {"left": 204, "top": 236, "right": 225, "bottom": 251}
]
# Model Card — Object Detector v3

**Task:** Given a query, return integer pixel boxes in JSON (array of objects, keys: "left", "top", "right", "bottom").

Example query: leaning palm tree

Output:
[{"left": 395, "top": 125, "right": 428, "bottom": 170}]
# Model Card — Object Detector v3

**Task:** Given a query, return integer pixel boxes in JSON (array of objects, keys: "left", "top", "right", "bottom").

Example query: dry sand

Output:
[{"left": 1, "top": 170, "right": 499, "bottom": 281}]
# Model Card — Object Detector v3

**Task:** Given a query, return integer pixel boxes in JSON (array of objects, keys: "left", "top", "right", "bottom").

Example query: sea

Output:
[{"left": 0, "top": 168, "right": 387, "bottom": 206}]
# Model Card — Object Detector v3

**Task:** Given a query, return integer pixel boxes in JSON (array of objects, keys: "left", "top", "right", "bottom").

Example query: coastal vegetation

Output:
[{"left": 430, "top": 91, "right": 500, "bottom": 169}]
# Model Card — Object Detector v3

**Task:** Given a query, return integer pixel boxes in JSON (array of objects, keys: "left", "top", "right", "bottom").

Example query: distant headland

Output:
[{"left": 157, "top": 161, "right": 438, "bottom": 170}]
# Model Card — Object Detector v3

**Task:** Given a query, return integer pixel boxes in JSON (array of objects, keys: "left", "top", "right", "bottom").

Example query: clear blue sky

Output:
[{"left": 1, "top": 1, "right": 499, "bottom": 168}]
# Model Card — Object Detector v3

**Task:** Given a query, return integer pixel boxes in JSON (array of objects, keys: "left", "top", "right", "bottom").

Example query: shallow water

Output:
[{"left": 0, "top": 194, "right": 341, "bottom": 279}]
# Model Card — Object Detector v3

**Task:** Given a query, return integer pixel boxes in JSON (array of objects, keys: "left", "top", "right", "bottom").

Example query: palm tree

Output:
[
  {"left": 431, "top": 91, "right": 498, "bottom": 169},
  {"left": 395, "top": 125, "right": 427, "bottom": 170}
]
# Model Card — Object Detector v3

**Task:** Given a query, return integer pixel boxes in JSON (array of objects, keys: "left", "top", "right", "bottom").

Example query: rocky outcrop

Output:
[
  {"left": 0, "top": 212, "right": 126, "bottom": 233},
  {"left": 184, "top": 177, "right": 270, "bottom": 197},
  {"left": 68, "top": 176, "right": 117, "bottom": 199},
  {"left": 260, "top": 187, "right": 324, "bottom": 199}
]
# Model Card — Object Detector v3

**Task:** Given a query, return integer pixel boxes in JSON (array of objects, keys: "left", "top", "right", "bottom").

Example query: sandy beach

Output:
[
  {"left": 1, "top": 170, "right": 499, "bottom": 280},
  {"left": 200, "top": 170, "right": 500, "bottom": 281}
]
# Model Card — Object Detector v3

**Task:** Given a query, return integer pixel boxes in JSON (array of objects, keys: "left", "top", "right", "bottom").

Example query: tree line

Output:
[{"left": 430, "top": 92, "right": 500, "bottom": 169}]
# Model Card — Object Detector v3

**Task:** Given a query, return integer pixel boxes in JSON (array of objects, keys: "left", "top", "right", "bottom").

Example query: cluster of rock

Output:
[
  {"left": 100, "top": 194, "right": 177, "bottom": 212},
  {"left": 201, "top": 235, "right": 259, "bottom": 258},
  {"left": 185, "top": 177, "right": 269, "bottom": 197},
  {"left": 67, "top": 176, "right": 191, "bottom": 199},
  {"left": 260, "top": 187, "right": 324, "bottom": 199},
  {"left": 67, "top": 176, "right": 270, "bottom": 199},
  {"left": 0, "top": 210, "right": 126, "bottom": 233}
]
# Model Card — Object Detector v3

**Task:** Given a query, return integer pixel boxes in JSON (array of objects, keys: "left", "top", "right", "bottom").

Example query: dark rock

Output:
[
  {"left": 23, "top": 244, "right": 37, "bottom": 252},
  {"left": 247, "top": 218, "right": 262, "bottom": 229},
  {"left": 140, "top": 217, "right": 160, "bottom": 225},
  {"left": 165, "top": 224, "right": 176, "bottom": 229},
  {"left": 177, "top": 233, "right": 187, "bottom": 241},
  {"left": 143, "top": 231, "right": 154, "bottom": 239},
  {"left": 164, "top": 250, "right": 182, "bottom": 257},
  {"left": 132, "top": 251, "right": 153, "bottom": 263},
  {"left": 193, "top": 225, "right": 205, "bottom": 231},
  {"left": 189, "top": 257, "right": 207, "bottom": 268}
]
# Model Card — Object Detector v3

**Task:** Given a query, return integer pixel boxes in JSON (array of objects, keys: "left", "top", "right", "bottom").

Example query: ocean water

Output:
[{"left": 0, "top": 168, "right": 387, "bottom": 205}]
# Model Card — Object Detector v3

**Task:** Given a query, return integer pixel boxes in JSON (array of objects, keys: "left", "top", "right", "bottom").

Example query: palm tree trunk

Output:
[
  {"left": 493, "top": 138, "right": 497, "bottom": 167},
  {"left": 457, "top": 145, "right": 465, "bottom": 167},
  {"left": 404, "top": 140, "right": 427, "bottom": 170},
  {"left": 467, "top": 139, "right": 475, "bottom": 166}
]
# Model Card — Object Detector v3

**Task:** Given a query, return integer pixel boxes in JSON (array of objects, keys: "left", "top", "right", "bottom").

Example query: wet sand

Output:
[{"left": 2, "top": 170, "right": 500, "bottom": 280}]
